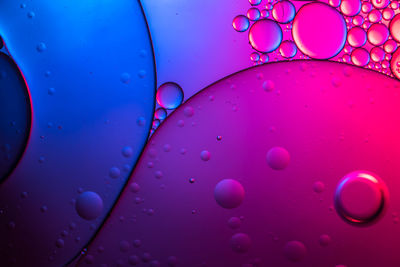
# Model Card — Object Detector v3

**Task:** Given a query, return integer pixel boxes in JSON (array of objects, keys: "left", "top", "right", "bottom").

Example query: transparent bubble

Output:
[
  {"left": 351, "top": 47, "right": 370, "bottom": 66},
  {"left": 75, "top": 191, "right": 103, "bottom": 221},
  {"left": 266, "top": 146, "right": 290, "bottom": 170},
  {"left": 292, "top": 3, "right": 347, "bottom": 59},
  {"left": 340, "top": 0, "right": 361, "bottom": 16},
  {"left": 156, "top": 82, "right": 184, "bottom": 110},
  {"left": 249, "top": 0, "right": 262, "bottom": 6},
  {"left": 334, "top": 171, "right": 389, "bottom": 225},
  {"left": 232, "top": 15, "right": 250, "bottom": 32},
  {"left": 279, "top": 40, "right": 297, "bottom": 58},
  {"left": 249, "top": 19, "right": 282, "bottom": 53},
  {"left": 382, "top": 7, "right": 394, "bottom": 20},
  {"left": 247, "top": 7, "right": 261, "bottom": 21},
  {"left": 367, "top": 23, "right": 389, "bottom": 46},
  {"left": 347, "top": 26, "right": 367, "bottom": 47},
  {"left": 154, "top": 108, "right": 167, "bottom": 120},
  {"left": 371, "top": 0, "right": 389, "bottom": 9},
  {"left": 352, "top": 15, "right": 364, "bottom": 26},
  {"left": 368, "top": 9, "right": 382, "bottom": 23},
  {"left": 370, "top": 46, "right": 385, "bottom": 62},
  {"left": 329, "top": 0, "right": 342, "bottom": 8},
  {"left": 361, "top": 2, "right": 372, "bottom": 13},
  {"left": 272, "top": 0, "right": 296, "bottom": 24},
  {"left": 390, "top": 48, "right": 400, "bottom": 79},
  {"left": 389, "top": 14, "right": 400, "bottom": 42},
  {"left": 230, "top": 233, "right": 251, "bottom": 253},
  {"left": 383, "top": 39, "right": 397, "bottom": 53},
  {"left": 284, "top": 241, "right": 307, "bottom": 262},
  {"left": 214, "top": 179, "right": 245, "bottom": 209}
]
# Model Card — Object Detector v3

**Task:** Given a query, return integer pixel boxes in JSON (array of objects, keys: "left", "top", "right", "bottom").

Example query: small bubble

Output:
[
  {"left": 232, "top": 15, "right": 250, "bottom": 32},
  {"left": 156, "top": 82, "right": 184, "bottom": 110},
  {"left": 284, "top": 240, "right": 307, "bottom": 262},
  {"left": 230, "top": 233, "right": 251, "bottom": 253},
  {"left": 75, "top": 191, "right": 103, "bottom": 220},
  {"left": 214, "top": 179, "right": 245, "bottom": 209},
  {"left": 109, "top": 167, "right": 121, "bottom": 179},
  {"left": 200, "top": 150, "right": 211, "bottom": 161},
  {"left": 36, "top": 42, "right": 47, "bottom": 52},
  {"left": 266, "top": 147, "right": 290, "bottom": 170}
]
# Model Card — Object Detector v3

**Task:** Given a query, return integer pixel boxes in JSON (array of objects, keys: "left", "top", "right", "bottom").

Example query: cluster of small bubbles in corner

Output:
[{"left": 233, "top": 0, "right": 400, "bottom": 80}]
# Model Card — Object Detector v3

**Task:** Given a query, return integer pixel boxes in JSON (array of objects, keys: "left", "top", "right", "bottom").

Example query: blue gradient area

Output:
[{"left": 0, "top": 1, "right": 155, "bottom": 266}]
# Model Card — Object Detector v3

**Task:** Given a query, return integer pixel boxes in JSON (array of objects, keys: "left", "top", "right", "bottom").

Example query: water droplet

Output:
[
  {"left": 156, "top": 82, "right": 184, "bottom": 110},
  {"left": 122, "top": 146, "right": 133, "bottom": 158},
  {"left": 230, "top": 233, "right": 251, "bottom": 253},
  {"left": 292, "top": 3, "right": 347, "bottom": 59},
  {"left": 109, "top": 167, "right": 121, "bottom": 179},
  {"left": 249, "top": 0, "right": 262, "bottom": 6},
  {"left": 262, "top": 80, "right": 275, "bottom": 91},
  {"left": 36, "top": 42, "right": 47, "bottom": 52},
  {"left": 120, "top": 72, "right": 131, "bottom": 84},
  {"left": 371, "top": 0, "right": 389, "bottom": 9},
  {"left": 200, "top": 150, "right": 211, "bottom": 161},
  {"left": 334, "top": 170, "right": 389, "bottom": 225},
  {"left": 232, "top": 15, "right": 250, "bottom": 32},
  {"left": 370, "top": 46, "right": 385, "bottom": 62},
  {"left": 75, "top": 191, "right": 103, "bottom": 220},
  {"left": 272, "top": 0, "right": 296, "bottom": 23},
  {"left": 249, "top": 19, "right": 282, "bottom": 53},
  {"left": 340, "top": 0, "right": 361, "bottom": 16},
  {"left": 390, "top": 14, "right": 400, "bottom": 42},
  {"left": 313, "top": 181, "right": 325, "bottom": 193},
  {"left": 266, "top": 146, "right": 290, "bottom": 170},
  {"left": 247, "top": 7, "right": 261, "bottom": 21},
  {"left": 214, "top": 179, "right": 245, "bottom": 209},
  {"left": 367, "top": 23, "right": 389, "bottom": 46},
  {"left": 351, "top": 47, "right": 370, "bottom": 66},
  {"left": 347, "top": 26, "right": 367, "bottom": 47},
  {"left": 155, "top": 108, "right": 167, "bottom": 120},
  {"left": 284, "top": 241, "right": 307, "bottom": 262},
  {"left": 279, "top": 40, "right": 297, "bottom": 58}
]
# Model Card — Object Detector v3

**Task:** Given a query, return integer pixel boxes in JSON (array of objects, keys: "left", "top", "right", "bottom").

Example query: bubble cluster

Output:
[{"left": 233, "top": 0, "right": 400, "bottom": 79}]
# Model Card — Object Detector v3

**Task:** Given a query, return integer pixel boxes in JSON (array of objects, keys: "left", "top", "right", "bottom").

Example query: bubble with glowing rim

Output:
[
  {"left": 340, "top": 0, "right": 361, "bottom": 16},
  {"left": 272, "top": 0, "right": 296, "bottom": 24},
  {"left": 367, "top": 23, "right": 389, "bottom": 46},
  {"left": 329, "top": 0, "right": 342, "bottom": 8},
  {"left": 284, "top": 241, "right": 307, "bottom": 262},
  {"left": 390, "top": 48, "right": 400, "bottom": 80},
  {"left": 279, "top": 40, "right": 297, "bottom": 58},
  {"left": 233, "top": 15, "right": 250, "bottom": 32},
  {"left": 249, "top": 0, "right": 262, "bottom": 5},
  {"left": 154, "top": 108, "right": 167, "bottom": 120},
  {"left": 368, "top": 9, "right": 382, "bottom": 23},
  {"left": 347, "top": 26, "right": 367, "bottom": 47},
  {"left": 266, "top": 146, "right": 290, "bottom": 170},
  {"left": 247, "top": 7, "right": 261, "bottom": 21},
  {"left": 370, "top": 46, "right": 385, "bottom": 62},
  {"left": 351, "top": 47, "right": 370, "bottom": 66},
  {"left": 389, "top": 14, "right": 400, "bottom": 42},
  {"left": 292, "top": 2, "right": 347, "bottom": 59},
  {"left": 75, "top": 191, "right": 104, "bottom": 221},
  {"left": 371, "top": 0, "right": 389, "bottom": 9},
  {"left": 249, "top": 19, "right": 283, "bottom": 53},
  {"left": 214, "top": 179, "right": 245, "bottom": 209},
  {"left": 382, "top": 8, "right": 394, "bottom": 20},
  {"left": 334, "top": 170, "right": 389, "bottom": 225},
  {"left": 384, "top": 39, "right": 397, "bottom": 53},
  {"left": 156, "top": 82, "right": 184, "bottom": 110}
]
